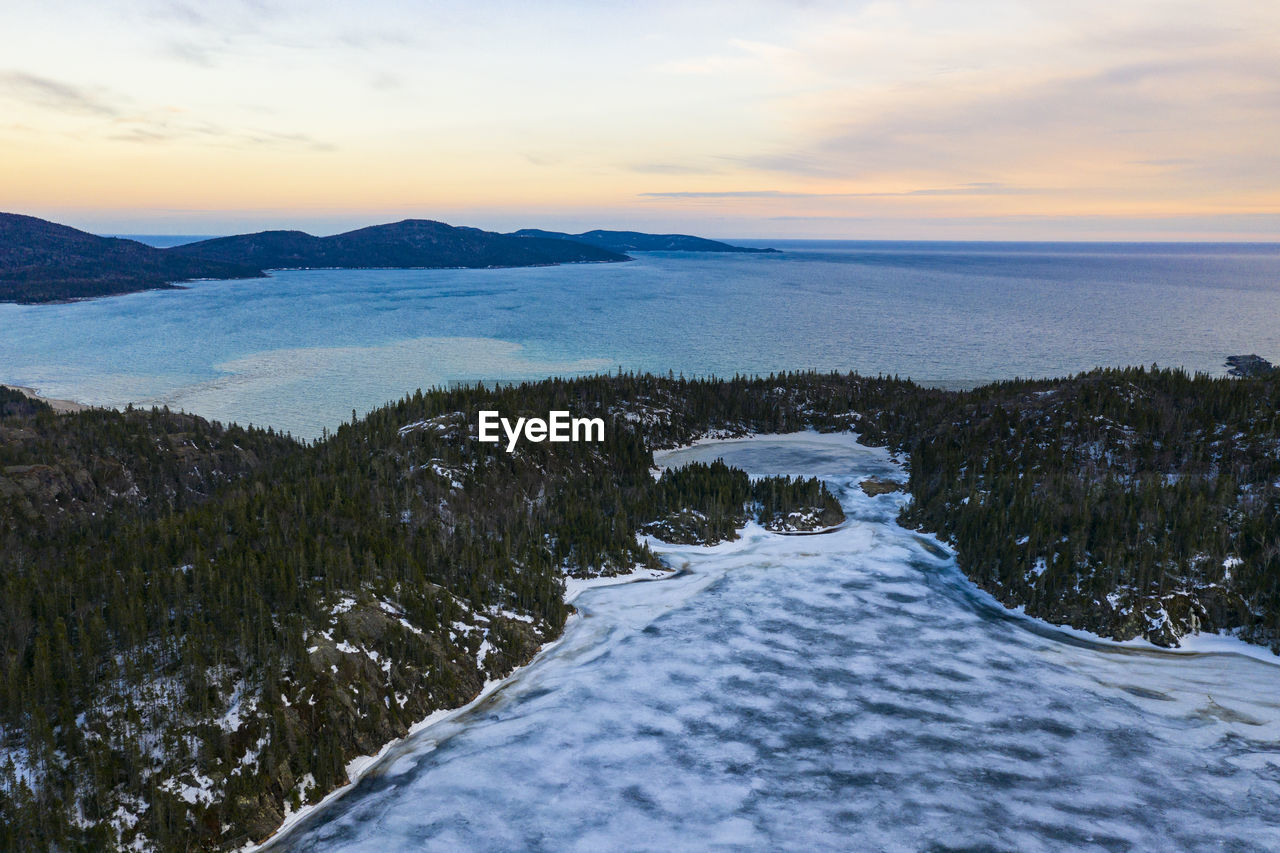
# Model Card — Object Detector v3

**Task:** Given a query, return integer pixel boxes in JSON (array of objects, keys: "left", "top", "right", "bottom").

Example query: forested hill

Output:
[
  {"left": 0, "top": 214, "right": 628, "bottom": 304},
  {"left": 2, "top": 368, "right": 1278, "bottom": 850},
  {"left": 0, "top": 213, "right": 264, "bottom": 304},
  {"left": 168, "top": 220, "right": 629, "bottom": 269},
  {"left": 510, "top": 228, "right": 778, "bottom": 253},
  {"left": 0, "top": 214, "right": 782, "bottom": 304}
]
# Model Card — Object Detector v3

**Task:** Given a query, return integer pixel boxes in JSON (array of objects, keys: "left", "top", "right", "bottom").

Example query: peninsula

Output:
[
  {"left": 1, "top": 214, "right": 776, "bottom": 304},
  {"left": 510, "top": 228, "right": 779, "bottom": 253},
  {"left": 166, "top": 220, "right": 626, "bottom": 272},
  {"left": 0, "top": 213, "right": 263, "bottom": 303}
]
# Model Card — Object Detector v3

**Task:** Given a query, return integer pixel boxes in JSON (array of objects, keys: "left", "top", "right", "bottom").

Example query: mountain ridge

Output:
[
  {"left": 1, "top": 213, "right": 777, "bottom": 304},
  {"left": 0, "top": 215, "right": 630, "bottom": 304},
  {"left": 510, "top": 227, "right": 778, "bottom": 253},
  {"left": 168, "top": 219, "right": 629, "bottom": 270},
  {"left": 0, "top": 212, "right": 265, "bottom": 304}
]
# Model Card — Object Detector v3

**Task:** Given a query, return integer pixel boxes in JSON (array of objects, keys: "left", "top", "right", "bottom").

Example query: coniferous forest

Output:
[{"left": 1, "top": 367, "right": 1278, "bottom": 850}]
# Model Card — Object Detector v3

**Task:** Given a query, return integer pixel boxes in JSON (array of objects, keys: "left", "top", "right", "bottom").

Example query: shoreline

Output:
[
  {"left": 249, "top": 563, "right": 674, "bottom": 851},
  {"left": 909, "top": 524, "right": 1280, "bottom": 668},
  {"left": 231, "top": 430, "right": 1273, "bottom": 848},
  {"left": 237, "top": 425, "right": 1280, "bottom": 847},
  {"left": 1, "top": 383, "right": 92, "bottom": 413},
  {"left": 661, "top": 431, "right": 1280, "bottom": 668}
]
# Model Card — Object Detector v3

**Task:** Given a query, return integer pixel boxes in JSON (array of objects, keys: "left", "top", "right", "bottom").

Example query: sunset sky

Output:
[{"left": 2, "top": 0, "right": 1277, "bottom": 239}]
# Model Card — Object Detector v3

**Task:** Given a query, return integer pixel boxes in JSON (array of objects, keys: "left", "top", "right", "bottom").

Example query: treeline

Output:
[
  {"left": 645, "top": 460, "right": 752, "bottom": 543},
  {"left": 896, "top": 367, "right": 1280, "bottom": 646},
  {"left": 0, "top": 367, "right": 1277, "bottom": 850}
]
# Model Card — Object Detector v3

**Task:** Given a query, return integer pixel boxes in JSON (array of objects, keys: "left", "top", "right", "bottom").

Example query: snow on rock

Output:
[
  {"left": 160, "top": 771, "right": 217, "bottom": 806},
  {"left": 216, "top": 681, "right": 256, "bottom": 733},
  {"left": 477, "top": 638, "right": 495, "bottom": 667}
]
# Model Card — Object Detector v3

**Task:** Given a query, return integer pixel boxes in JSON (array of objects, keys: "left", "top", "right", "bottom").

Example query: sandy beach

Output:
[{"left": 1, "top": 384, "right": 92, "bottom": 413}]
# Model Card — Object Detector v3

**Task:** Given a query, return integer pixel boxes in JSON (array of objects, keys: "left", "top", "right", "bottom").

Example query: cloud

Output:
[
  {"left": 163, "top": 40, "right": 219, "bottom": 67},
  {"left": 655, "top": 37, "right": 794, "bottom": 76},
  {"left": 337, "top": 30, "right": 414, "bottom": 51},
  {"left": 627, "top": 163, "right": 725, "bottom": 176},
  {"left": 524, "top": 153, "right": 562, "bottom": 167},
  {"left": 640, "top": 183, "right": 1050, "bottom": 199},
  {"left": 0, "top": 65, "right": 331, "bottom": 152},
  {"left": 730, "top": 153, "right": 844, "bottom": 179},
  {"left": 729, "top": 27, "right": 1280, "bottom": 191},
  {"left": 766, "top": 212, "right": 1280, "bottom": 233},
  {"left": 141, "top": 0, "right": 419, "bottom": 71},
  {"left": 369, "top": 72, "right": 405, "bottom": 92},
  {"left": 897, "top": 183, "right": 1044, "bottom": 197},
  {"left": 107, "top": 117, "right": 334, "bottom": 151},
  {"left": 149, "top": 0, "right": 210, "bottom": 26},
  {"left": 641, "top": 190, "right": 804, "bottom": 199},
  {"left": 0, "top": 70, "right": 120, "bottom": 116}
]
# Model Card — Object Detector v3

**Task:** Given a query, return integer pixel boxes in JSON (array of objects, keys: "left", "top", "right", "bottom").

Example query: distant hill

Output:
[
  {"left": 170, "top": 220, "right": 629, "bottom": 270},
  {"left": 511, "top": 228, "right": 779, "bottom": 254},
  {"left": 0, "top": 213, "right": 264, "bottom": 304},
  {"left": 1, "top": 215, "right": 764, "bottom": 304}
]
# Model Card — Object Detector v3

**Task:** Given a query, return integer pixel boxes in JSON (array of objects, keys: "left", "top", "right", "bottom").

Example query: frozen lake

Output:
[{"left": 268, "top": 434, "right": 1280, "bottom": 852}]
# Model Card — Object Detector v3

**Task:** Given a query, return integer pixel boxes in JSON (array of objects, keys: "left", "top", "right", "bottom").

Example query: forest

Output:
[{"left": 1, "top": 367, "right": 1277, "bottom": 850}]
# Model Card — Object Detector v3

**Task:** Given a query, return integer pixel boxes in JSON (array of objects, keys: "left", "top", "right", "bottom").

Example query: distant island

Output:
[
  {"left": 1, "top": 213, "right": 777, "bottom": 304},
  {"left": 510, "top": 228, "right": 779, "bottom": 253}
]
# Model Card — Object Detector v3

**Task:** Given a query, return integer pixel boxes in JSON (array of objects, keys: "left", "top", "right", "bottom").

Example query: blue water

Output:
[{"left": 3, "top": 242, "right": 1278, "bottom": 437}]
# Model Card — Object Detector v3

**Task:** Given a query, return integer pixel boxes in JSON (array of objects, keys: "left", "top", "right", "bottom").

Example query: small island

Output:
[{"left": 644, "top": 459, "right": 844, "bottom": 543}]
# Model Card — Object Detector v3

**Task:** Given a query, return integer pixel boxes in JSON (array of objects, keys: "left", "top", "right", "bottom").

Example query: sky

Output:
[{"left": 1, "top": 0, "right": 1277, "bottom": 240}]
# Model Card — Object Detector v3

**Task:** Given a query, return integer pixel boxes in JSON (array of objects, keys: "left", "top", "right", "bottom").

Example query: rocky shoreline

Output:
[{"left": 1226, "top": 354, "right": 1276, "bottom": 377}]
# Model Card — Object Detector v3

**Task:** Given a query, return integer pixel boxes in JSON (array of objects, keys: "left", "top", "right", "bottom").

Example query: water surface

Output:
[{"left": 3, "top": 243, "right": 1278, "bottom": 437}]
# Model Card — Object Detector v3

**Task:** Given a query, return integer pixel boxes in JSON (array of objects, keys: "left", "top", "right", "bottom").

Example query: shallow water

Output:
[
  {"left": 4, "top": 242, "right": 1279, "bottom": 438},
  {"left": 271, "top": 435, "right": 1280, "bottom": 852}
]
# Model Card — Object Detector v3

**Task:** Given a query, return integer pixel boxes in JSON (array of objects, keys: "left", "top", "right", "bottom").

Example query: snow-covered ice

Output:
[{"left": 267, "top": 433, "right": 1280, "bottom": 852}]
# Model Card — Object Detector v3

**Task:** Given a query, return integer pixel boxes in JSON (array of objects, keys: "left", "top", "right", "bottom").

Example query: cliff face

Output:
[{"left": 0, "top": 213, "right": 264, "bottom": 303}]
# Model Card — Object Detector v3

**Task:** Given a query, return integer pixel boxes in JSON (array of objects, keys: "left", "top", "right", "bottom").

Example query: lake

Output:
[{"left": 3, "top": 241, "right": 1279, "bottom": 438}]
